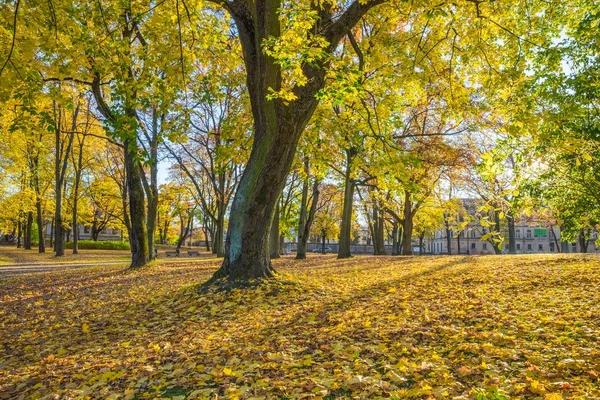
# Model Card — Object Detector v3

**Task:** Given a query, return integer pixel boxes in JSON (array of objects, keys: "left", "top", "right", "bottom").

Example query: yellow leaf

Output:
[{"left": 81, "top": 323, "right": 90, "bottom": 333}]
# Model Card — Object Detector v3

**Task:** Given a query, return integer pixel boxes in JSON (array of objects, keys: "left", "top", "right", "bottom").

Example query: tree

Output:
[{"left": 207, "top": 0, "right": 386, "bottom": 281}]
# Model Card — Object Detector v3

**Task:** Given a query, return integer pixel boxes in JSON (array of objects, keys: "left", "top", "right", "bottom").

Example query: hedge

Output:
[{"left": 65, "top": 240, "right": 130, "bottom": 250}]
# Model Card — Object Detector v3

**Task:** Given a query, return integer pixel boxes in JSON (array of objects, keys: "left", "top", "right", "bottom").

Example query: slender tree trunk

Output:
[
  {"left": 72, "top": 159, "right": 82, "bottom": 254},
  {"left": 270, "top": 202, "right": 281, "bottom": 259},
  {"left": 297, "top": 177, "right": 319, "bottom": 260},
  {"left": 338, "top": 149, "right": 356, "bottom": 259},
  {"left": 507, "top": 214, "right": 516, "bottom": 254},
  {"left": 550, "top": 225, "right": 561, "bottom": 253},
  {"left": 579, "top": 229, "right": 589, "bottom": 253},
  {"left": 24, "top": 212, "right": 33, "bottom": 250},
  {"left": 401, "top": 192, "right": 414, "bottom": 256},
  {"left": 49, "top": 217, "right": 54, "bottom": 248},
  {"left": 444, "top": 217, "right": 452, "bottom": 255},
  {"left": 204, "top": 226, "right": 211, "bottom": 251},
  {"left": 419, "top": 232, "right": 425, "bottom": 255},
  {"left": 35, "top": 199, "right": 45, "bottom": 253},
  {"left": 391, "top": 222, "right": 398, "bottom": 256},
  {"left": 296, "top": 159, "right": 309, "bottom": 259},
  {"left": 17, "top": 217, "right": 22, "bottom": 248}
]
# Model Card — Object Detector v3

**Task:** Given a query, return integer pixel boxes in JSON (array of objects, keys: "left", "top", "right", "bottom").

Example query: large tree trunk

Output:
[
  {"left": 338, "top": 149, "right": 356, "bottom": 259},
  {"left": 124, "top": 140, "right": 149, "bottom": 268},
  {"left": 210, "top": 0, "right": 382, "bottom": 282}
]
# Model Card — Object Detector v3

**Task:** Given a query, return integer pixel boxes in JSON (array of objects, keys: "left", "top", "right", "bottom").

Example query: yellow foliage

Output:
[{"left": 1, "top": 254, "right": 599, "bottom": 398}]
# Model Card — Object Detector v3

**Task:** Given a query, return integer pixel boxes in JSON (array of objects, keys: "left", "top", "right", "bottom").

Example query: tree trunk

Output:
[
  {"left": 579, "top": 229, "right": 589, "bottom": 253},
  {"left": 401, "top": 192, "right": 413, "bottom": 255},
  {"left": 549, "top": 225, "right": 561, "bottom": 253},
  {"left": 24, "top": 211, "right": 33, "bottom": 250},
  {"left": 391, "top": 222, "right": 398, "bottom": 255},
  {"left": 338, "top": 149, "right": 356, "bottom": 259},
  {"left": 210, "top": 0, "right": 382, "bottom": 282},
  {"left": 55, "top": 188, "right": 65, "bottom": 256},
  {"left": 444, "top": 218, "right": 452, "bottom": 255},
  {"left": 507, "top": 214, "right": 516, "bottom": 254},
  {"left": 35, "top": 199, "right": 45, "bottom": 253},
  {"left": 297, "top": 177, "right": 319, "bottom": 260},
  {"left": 214, "top": 213, "right": 225, "bottom": 257},
  {"left": 17, "top": 217, "right": 22, "bottom": 248},
  {"left": 270, "top": 202, "right": 281, "bottom": 259},
  {"left": 492, "top": 210, "right": 502, "bottom": 254},
  {"left": 49, "top": 217, "right": 54, "bottom": 248},
  {"left": 124, "top": 139, "right": 149, "bottom": 268},
  {"left": 419, "top": 232, "right": 425, "bottom": 255}
]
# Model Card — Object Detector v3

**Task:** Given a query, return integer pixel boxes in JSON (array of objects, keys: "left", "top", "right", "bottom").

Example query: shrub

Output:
[{"left": 65, "top": 240, "right": 130, "bottom": 250}]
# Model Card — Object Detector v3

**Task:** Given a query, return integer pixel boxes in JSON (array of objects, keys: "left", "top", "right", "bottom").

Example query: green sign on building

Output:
[{"left": 534, "top": 228, "right": 547, "bottom": 237}]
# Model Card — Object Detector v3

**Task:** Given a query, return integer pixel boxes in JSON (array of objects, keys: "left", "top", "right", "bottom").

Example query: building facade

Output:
[{"left": 426, "top": 201, "right": 600, "bottom": 255}]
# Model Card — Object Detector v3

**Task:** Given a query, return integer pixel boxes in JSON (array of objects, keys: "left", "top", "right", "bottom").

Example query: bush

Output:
[{"left": 65, "top": 240, "right": 130, "bottom": 250}]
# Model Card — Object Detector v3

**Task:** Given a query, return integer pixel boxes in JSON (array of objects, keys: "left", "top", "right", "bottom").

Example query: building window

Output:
[
  {"left": 527, "top": 244, "right": 532, "bottom": 251},
  {"left": 84, "top": 226, "right": 90, "bottom": 233},
  {"left": 482, "top": 243, "right": 487, "bottom": 250},
  {"left": 112, "top": 228, "right": 119, "bottom": 234},
  {"left": 538, "top": 244, "right": 543, "bottom": 251},
  {"left": 471, "top": 230, "right": 476, "bottom": 238},
  {"left": 526, "top": 230, "right": 532, "bottom": 239},
  {"left": 516, "top": 230, "right": 520, "bottom": 239},
  {"left": 471, "top": 243, "right": 476, "bottom": 249},
  {"left": 517, "top": 243, "right": 521, "bottom": 250},
  {"left": 550, "top": 242, "right": 555, "bottom": 252}
]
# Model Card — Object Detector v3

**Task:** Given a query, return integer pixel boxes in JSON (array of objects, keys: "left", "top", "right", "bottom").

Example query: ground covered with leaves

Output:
[{"left": 1, "top": 254, "right": 599, "bottom": 399}]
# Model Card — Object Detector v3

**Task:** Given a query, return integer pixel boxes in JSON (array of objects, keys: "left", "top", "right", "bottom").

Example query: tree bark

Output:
[
  {"left": 391, "top": 222, "right": 399, "bottom": 256},
  {"left": 507, "top": 214, "right": 516, "bottom": 254},
  {"left": 209, "top": 0, "right": 384, "bottom": 281},
  {"left": 579, "top": 229, "right": 589, "bottom": 253},
  {"left": 35, "top": 200, "right": 45, "bottom": 253},
  {"left": 124, "top": 139, "right": 149, "bottom": 268},
  {"left": 338, "top": 148, "right": 356, "bottom": 259},
  {"left": 296, "top": 177, "right": 320, "bottom": 260},
  {"left": 24, "top": 211, "right": 33, "bottom": 250},
  {"left": 401, "top": 193, "right": 413, "bottom": 256}
]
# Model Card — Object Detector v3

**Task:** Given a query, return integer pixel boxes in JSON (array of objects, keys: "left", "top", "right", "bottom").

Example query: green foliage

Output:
[{"left": 65, "top": 240, "right": 129, "bottom": 250}]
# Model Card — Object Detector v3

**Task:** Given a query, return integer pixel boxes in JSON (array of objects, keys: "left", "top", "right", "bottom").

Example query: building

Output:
[
  {"left": 426, "top": 200, "right": 600, "bottom": 255},
  {"left": 44, "top": 223, "right": 122, "bottom": 241}
]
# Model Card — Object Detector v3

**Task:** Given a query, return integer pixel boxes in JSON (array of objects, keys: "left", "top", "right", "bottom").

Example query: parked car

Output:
[{"left": 312, "top": 246, "right": 333, "bottom": 254}]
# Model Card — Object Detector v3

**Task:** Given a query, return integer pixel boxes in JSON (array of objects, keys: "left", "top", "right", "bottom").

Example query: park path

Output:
[{"left": 0, "top": 261, "right": 129, "bottom": 278}]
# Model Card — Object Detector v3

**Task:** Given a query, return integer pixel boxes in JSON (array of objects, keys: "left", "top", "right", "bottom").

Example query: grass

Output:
[
  {"left": 0, "top": 246, "right": 131, "bottom": 265},
  {"left": 0, "top": 254, "right": 599, "bottom": 399}
]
